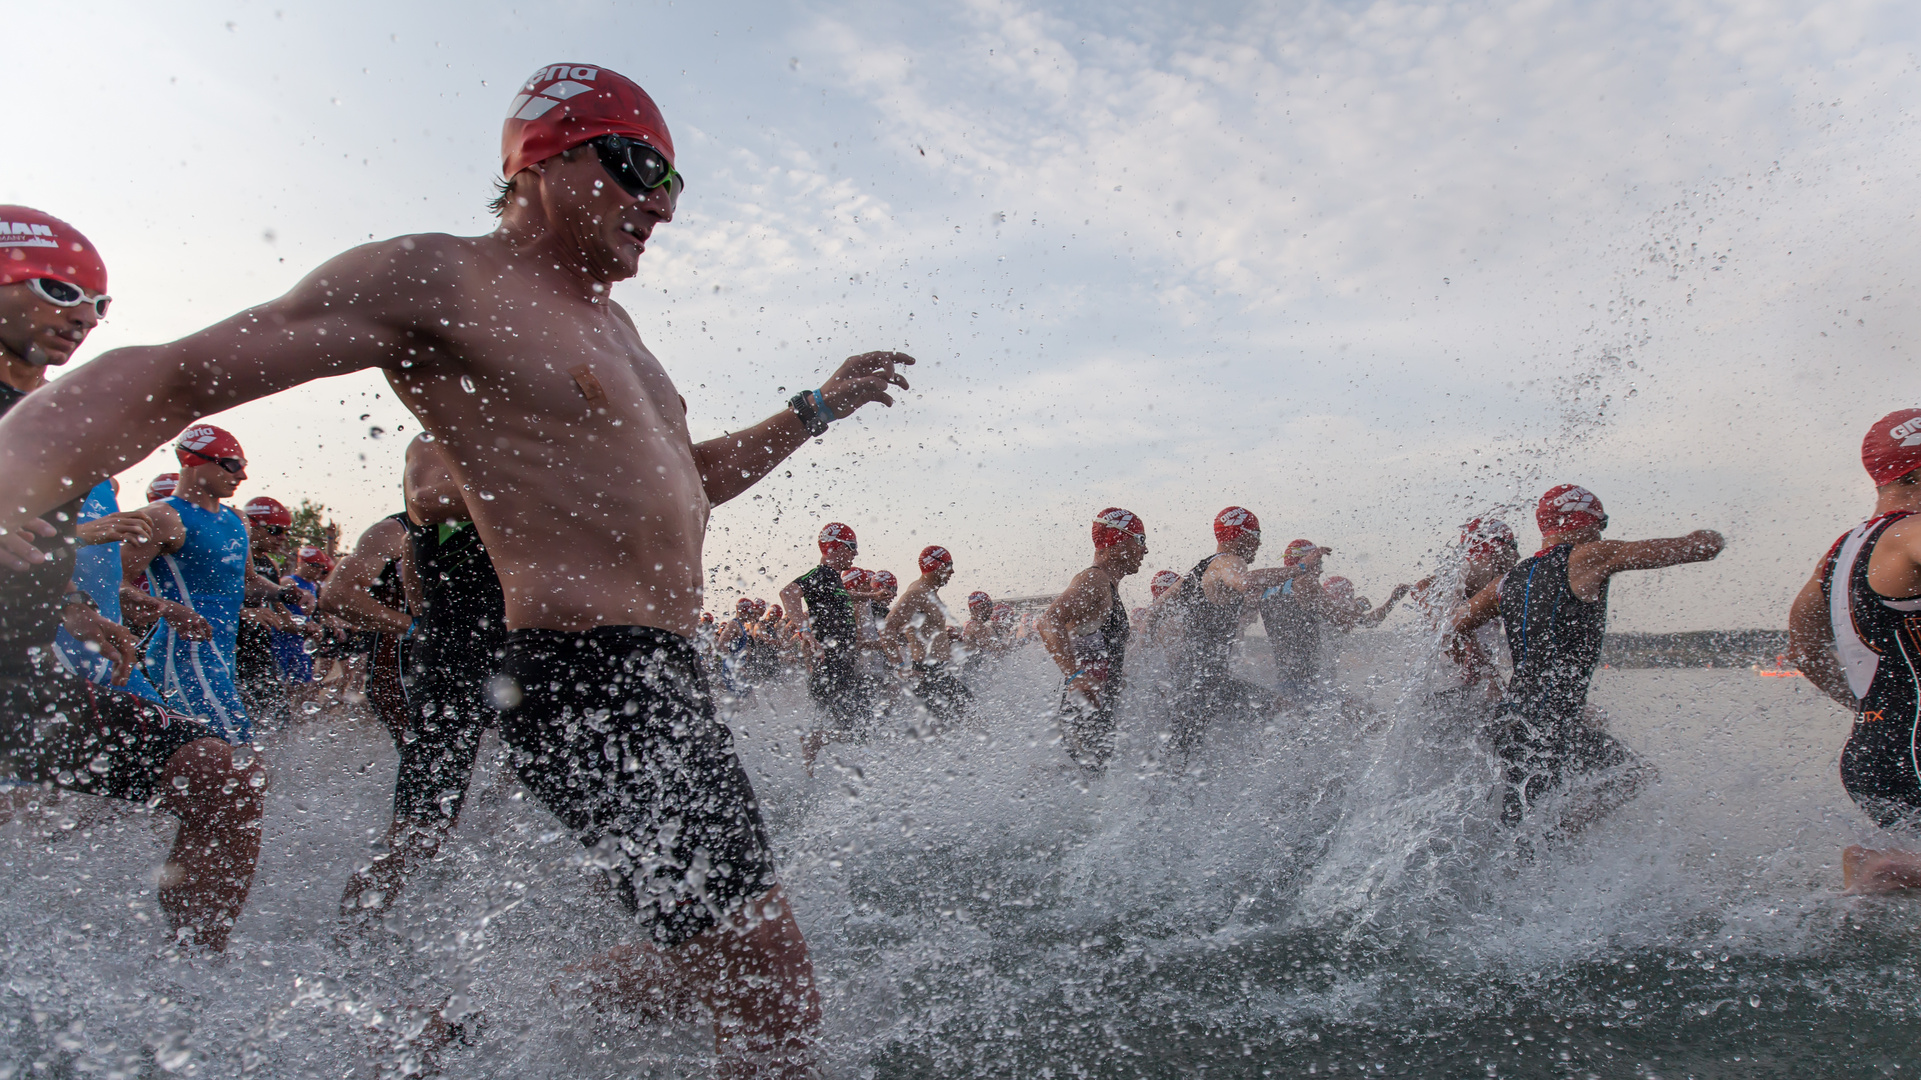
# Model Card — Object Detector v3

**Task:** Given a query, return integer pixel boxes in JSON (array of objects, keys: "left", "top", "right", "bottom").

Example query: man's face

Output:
[
  {"left": 1231, "top": 534, "right": 1261, "bottom": 562},
  {"left": 823, "top": 544, "right": 857, "bottom": 572},
  {"left": 248, "top": 522, "right": 288, "bottom": 556},
  {"left": 1114, "top": 534, "right": 1148, "bottom": 576},
  {"left": 183, "top": 458, "right": 245, "bottom": 500},
  {"left": 0, "top": 280, "right": 98, "bottom": 367},
  {"left": 535, "top": 147, "right": 675, "bottom": 283},
  {"left": 933, "top": 565, "right": 954, "bottom": 588}
]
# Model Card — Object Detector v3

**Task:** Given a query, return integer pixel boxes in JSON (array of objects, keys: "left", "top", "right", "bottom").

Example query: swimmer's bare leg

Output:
[
  {"left": 559, "top": 885, "right": 820, "bottom": 1078},
  {"left": 155, "top": 737, "right": 266, "bottom": 952},
  {"left": 1843, "top": 845, "right": 1921, "bottom": 893},
  {"left": 340, "top": 819, "right": 449, "bottom": 920}
]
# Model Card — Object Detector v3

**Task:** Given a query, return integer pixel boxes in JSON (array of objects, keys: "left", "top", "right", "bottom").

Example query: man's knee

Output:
[{"left": 162, "top": 737, "right": 266, "bottom": 817}]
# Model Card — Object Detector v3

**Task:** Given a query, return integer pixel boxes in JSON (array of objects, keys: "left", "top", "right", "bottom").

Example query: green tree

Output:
[{"left": 289, "top": 499, "right": 337, "bottom": 556}]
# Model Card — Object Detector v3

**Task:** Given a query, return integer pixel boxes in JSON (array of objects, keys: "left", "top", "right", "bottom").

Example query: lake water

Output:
[{"left": 1, "top": 632, "right": 1913, "bottom": 1078}]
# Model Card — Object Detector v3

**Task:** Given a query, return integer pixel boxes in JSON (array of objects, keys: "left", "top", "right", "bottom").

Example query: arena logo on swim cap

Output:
[
  {"left": 918, "top": 545, "right": 953, "bottom": 573},
  {"left": 1892, "top": 418, "right": 1921, "bottom": 446},
  {"left": 507, "top": 67, "right": 603, "bottom": 122}
]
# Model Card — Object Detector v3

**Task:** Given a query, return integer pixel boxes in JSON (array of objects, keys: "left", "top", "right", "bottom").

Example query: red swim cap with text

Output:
[
  {"left": 1460, "top": 518, "right": 1517, "bottom": 560},
  {"left": 919, "top": 546, "right": 953, "bottom": 574},
  {"left": 1863, "top": 409, "right": 1921, "bottom": 486},
  {"left": 176, "top": 424, "right": 244, "bottom": 466},
  {"left": 1092, "top": 507, "right": 1146, "bottom": 549},
  {"left": 873, "top": 570, "right": 899, "bottom": 592},
  {"left": 1214, "top": 506, "right": 1260, "bottom": 544},
  {"left": 1283, "top": 539, "right": 1328, "bottom": 567},
  {"left": 818, "top": 522, "right": 857, "bottom": 553},
  {"left": 242, "top": 496, "right": 292, "bottom": 528},
  {"left": 146, "top": 474, "right": 179, "bottom": 503},
  {"left": 1537, "top": 485, "right": 1606, "bottom": 535},
  {"left": 1150, "top": 570, "right": 1181, "bottom": 598},
  {"left": 502, "top": 64, "right": 675, "bottom": 178},
  {"left": 0, "top": 206, "right": 107, "bottom": 294},
  {"left": 967, "top": 590, "right": 992, "bottom": 611},
  {"left": 840, "top": 568, "right": 871, "bottom": 591}
]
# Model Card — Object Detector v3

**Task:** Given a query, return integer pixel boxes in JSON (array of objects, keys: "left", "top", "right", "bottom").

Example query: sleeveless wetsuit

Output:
[
  {"left": 235, "top": 549, "right": 293, "bottom": 725},
  {"left": 51, "top": 481, "right": 161, "bottom": 702},
  {"left": 1259, "top": 577, "right": 1324, "bottom": 701},
  {"left": 792, "top": 564, "right": 873, "bottom": 734},
  {"left": 1491, "top": 544, "right": 1640, "bottom": 826},
  {"left": 148, "top": 496, "right": 253, "bottom": 743},
  {"left": 393, "top": 518, "right": 506, "bottom": 828},
  {"left": 362, "top": 514, "right": 413, "bottom": 750},
  {"left": 1820, "top": 512, "right": 1921, "bottom": 827},
  {"left": 1056, "top": 575, "right": 1130, "bottom": 772},
  {"left": 0, "top": 384, "right": 210, "bottom": 799},
  {"left": 1169, "top": 554, "right": 1272, "bottom": 753}
]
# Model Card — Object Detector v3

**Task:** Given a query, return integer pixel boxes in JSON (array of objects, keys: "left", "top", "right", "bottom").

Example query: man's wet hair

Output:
[{"left": 487, "top": 144, "right": 586, "bottom": 217}]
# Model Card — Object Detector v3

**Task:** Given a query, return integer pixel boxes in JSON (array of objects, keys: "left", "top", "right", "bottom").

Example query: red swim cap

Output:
[
  {"left": 242, "top": 496, "right": 292, "bottom": 529},
  {"left": 0, "top": 206, "right": 107, "bottom": 295},
  {"left": 840, "top": 568, "right": 871, "bottom": 591},
  {"left": 176, "top": 424, "right": 244, "bottom": 467},
  {"left": 1537, "top": 484, "right": 1606, "bottom": 535},
  {"left": 766, "top": 605, "right": 782, "bottom": 621},
  {"left": 750, "top": 598, "right": 768, "bottom": 617},
  {"left": 297, "top": 544, "right": 333, "bottom": 570},
  {"left": 146, "top": 473, "right": 179, "bottom": 502},
  {"left": 1863, "top": 409, "right": 1921, "bottom": 486},
  {"left": 1092, "top": 507, "right": 1146, "bottom": 550},
  {"left": 1324, "top": 576, "right": 1356, "bottom": 600},
  {"left": 919, "top": 545, "right": 953, "bottom": 574},
  {"left": 1459, "top": 517, "right": 1517, "bottom": 560},
  {"left": 1150, "top": 569, "right": 1181, "bottom": 598},
  {"left": 873, "top": 570, "right": 899, "bottom": 593},
  {"left": 967, "top": 590, "right": 992, "bottom": 611},
  {"left": 735, "top": 597, "right": 755, "bottom": 616},
  {"left": 818, "top": 522, "right": 857, "bottom": 553},
  {"left": 1283, "top": 539, "right": 1329, "bottom": 567},
  {"left": 1214, "top": 506, "right": 1260, "bottom": 544},
  {"left": 502, "top": 64, "right": 675, "bottom": 178}
]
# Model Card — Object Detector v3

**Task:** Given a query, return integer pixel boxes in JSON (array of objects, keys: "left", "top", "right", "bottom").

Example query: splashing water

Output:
[{"left": 0, "top": 618, "right": 1909, "bottom": 1077}]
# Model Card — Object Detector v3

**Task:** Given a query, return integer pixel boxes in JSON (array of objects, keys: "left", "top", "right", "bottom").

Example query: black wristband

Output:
[
  {"left": 789, "top": 392, "right": 829, "bottom": 437},
  {"left": 277, "top": 586, "right": 306, "bottom": 607}
]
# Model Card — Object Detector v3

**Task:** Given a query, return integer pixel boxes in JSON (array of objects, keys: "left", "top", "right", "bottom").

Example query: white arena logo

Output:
[
  {"left": 1891, "top": 417, "right": 1921, "bottom": 446},
  {"left": 508, "top": 67, "right": 601, "bottom": 122}
]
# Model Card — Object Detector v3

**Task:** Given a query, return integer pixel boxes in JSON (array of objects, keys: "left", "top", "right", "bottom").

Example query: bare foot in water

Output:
[{"left": 1843, "top": 844, "right": 1921, "bottom": 893}]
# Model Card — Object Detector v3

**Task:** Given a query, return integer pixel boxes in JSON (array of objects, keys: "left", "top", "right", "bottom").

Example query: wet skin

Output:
[{"left": 0, "top": 150, "right": 911, "bottom": 636}]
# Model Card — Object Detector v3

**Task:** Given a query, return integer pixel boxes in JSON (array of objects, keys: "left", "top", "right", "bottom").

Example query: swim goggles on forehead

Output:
[
  {"left": 180, "top": 447, "right": 247, "bottom": 475},
  {"left": 590, "top": 135, "right": 684, "bottom": 208},
  {"left": 24, "top": 277, "right": 110, "bottom": 318}
]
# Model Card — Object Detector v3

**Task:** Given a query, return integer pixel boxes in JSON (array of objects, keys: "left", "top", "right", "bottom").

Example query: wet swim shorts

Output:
[
  {"left": 0, "top": 653, "right": 213, "bottom": 804},
  {"left": 497, "top": 625, "right": 776, "bottom": 947}
]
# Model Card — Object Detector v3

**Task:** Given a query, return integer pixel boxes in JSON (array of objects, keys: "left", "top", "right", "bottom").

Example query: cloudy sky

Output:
[{"left": 8, "top": 0, "right": 1916, "bottom": 630}]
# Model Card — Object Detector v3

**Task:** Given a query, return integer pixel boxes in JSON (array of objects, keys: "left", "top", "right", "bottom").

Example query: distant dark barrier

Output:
[{"left": 1599, "top": 630, "right": 1790, "bottom": 669}]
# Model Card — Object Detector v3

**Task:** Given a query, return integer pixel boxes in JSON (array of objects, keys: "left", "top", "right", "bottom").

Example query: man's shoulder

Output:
[{"left": 304, "top": 232, "right": 494, "bottom": 305}]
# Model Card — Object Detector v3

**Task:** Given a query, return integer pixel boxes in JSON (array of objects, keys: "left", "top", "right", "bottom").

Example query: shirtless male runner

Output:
[
  {"left": 0, "top": 68, "right": 911, "bottom": 1074},
  {"left": 882, "top": 545, "right": 970, "bottom": 727},
  {"left": 0, "top": 206, "right": 263, "bottom": 951},
  {"left": 1452, "top": 485, "right": 1723, "bottom": 832},
  {"left": 1787, "top": 409, "right": 1921, "bottom": 893},
  {"left": 1037, "top": 508, "right": 1148, "bottom": 773}
]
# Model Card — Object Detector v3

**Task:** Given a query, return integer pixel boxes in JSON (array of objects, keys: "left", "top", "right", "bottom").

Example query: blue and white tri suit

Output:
[
  {"left": 147, "top": 496, "right": 252, "bottom": 743},
  {"left": 51, "top": 481, "right": 162, "bottom": 702}
]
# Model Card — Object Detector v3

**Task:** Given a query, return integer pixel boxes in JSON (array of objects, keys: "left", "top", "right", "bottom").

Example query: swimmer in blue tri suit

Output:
[
  {"left": 120, "top": 424, "right": 299, "bottom": 743},
  {"left": 1789, "top": 408, "right": 1921, "bottom": 892},
  {"left": 51, "top": 479, "right": 163, "bottom": 701}
]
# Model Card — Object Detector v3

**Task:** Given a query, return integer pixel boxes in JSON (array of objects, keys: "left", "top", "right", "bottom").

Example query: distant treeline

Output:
[{"left": 1600, "top": 630, "right": 1790, "bottom": 669}]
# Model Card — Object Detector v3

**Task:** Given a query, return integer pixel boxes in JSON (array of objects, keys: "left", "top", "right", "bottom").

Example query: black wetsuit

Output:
[
  {"left": 236, "top": 550, "right": 290, "bottom": 725},
  {"left": 1259, "top": 578, "right": 1323, "bottom": 700},
  {"left": 393, "top": 519, "right": 505, "bottom": 828},
  {"left": 1170, "top": 554, "right": 1272, "bottom": 752},
  {"left": 0, "top": 384, "right": 209, "bottom": 801},
  {"left": 1491, "top": 544, "right": 1639, "bottom": 825},
  {"left": 793, "top": 564, "right": 872, "bottom": 734},
  {"left": 1820, "top": 512, "right": 1921, "bottom": 827},
  {"left": 1057, "top": 577, "right": 1130, "bottom": 772},
  {"left": 497, "top": 625, "right": 776, "bottom": 946}
]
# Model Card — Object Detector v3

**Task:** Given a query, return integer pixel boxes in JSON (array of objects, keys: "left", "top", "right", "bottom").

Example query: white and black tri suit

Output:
[{"left": 1820, "top": 511, "right": 1921, "bottom": 827}]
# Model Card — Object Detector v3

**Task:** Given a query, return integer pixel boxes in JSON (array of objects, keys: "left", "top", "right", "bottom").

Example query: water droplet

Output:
[
  {"left": 478, "top": 491, "right": 496, "bottom": 501},
  {"left": 301, "top": 700, "right": 322, "bottom": 715},
  {"left": 460, "top": 376, "right": 477, "bottom": 394}
]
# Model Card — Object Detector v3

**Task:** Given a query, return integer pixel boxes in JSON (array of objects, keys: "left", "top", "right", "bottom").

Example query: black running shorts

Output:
[
  {"left": 497, "top": 626, "right": 776, "bottom": 947},
  {"left": 0, "top": 653, "right": 213, "bottom": 804}
]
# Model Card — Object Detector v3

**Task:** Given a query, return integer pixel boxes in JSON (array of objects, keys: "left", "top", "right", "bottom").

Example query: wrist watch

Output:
[{"left": 789, "top": 392, "right": 829, "bottom": 438}]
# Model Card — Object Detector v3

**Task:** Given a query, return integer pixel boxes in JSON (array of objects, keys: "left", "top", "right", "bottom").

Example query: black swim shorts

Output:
[
  {"left": 0, "top": 652, "right": 213, "bottom": 804},
  {"left": 497, "top": 625, "right": 777, "bottom": 947}
]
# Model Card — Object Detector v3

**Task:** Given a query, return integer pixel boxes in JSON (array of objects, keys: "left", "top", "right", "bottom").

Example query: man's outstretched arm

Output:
[
  {"left": 692, "top": 352, "right": 913, "bottom": 506},
  {"left": 0, "top": 244, "right": 423, "bottom": 530}
]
